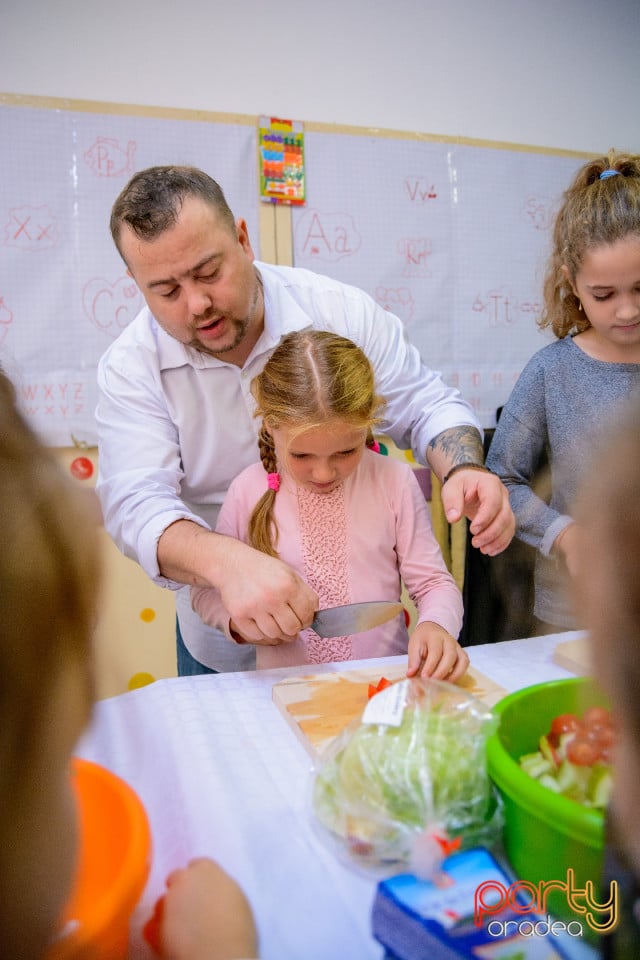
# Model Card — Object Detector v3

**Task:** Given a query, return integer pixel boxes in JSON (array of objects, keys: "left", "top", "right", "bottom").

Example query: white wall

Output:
[{"left": 1, "top": 0, "right": 639, "bottom": 154}]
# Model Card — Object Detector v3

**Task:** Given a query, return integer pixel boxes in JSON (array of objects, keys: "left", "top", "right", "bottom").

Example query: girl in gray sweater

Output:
[{"left": 487, "top": 150, "right": 640, "bottom": 631}]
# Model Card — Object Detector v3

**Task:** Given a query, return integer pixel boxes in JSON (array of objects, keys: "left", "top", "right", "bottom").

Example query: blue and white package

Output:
[{"left": 372, "top": 847, "right": 578, "bottom": 959}]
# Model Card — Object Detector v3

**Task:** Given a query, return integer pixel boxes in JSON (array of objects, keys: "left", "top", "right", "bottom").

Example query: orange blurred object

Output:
[{"left": 46, "top": 758, "right": 152, "bottom": 960}]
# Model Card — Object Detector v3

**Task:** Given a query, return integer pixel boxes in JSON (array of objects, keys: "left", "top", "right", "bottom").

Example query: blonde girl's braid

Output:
[{"left": 248, "top": 426, "right": 280, "bottom": 557}]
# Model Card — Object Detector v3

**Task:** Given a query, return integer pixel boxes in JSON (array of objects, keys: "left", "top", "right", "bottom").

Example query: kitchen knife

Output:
[{"left": 311, "top": 601, "right": 404, "bottom": 638}]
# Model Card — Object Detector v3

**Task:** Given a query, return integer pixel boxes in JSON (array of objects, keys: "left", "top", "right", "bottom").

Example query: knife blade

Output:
[{"left": 311, "top": 601, "right": 404, "bottom": 638}]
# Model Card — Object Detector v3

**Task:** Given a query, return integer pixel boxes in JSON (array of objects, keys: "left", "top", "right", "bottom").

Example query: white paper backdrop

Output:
[
  {"left": 0, "top": 103, "right": 258, "bottom": 444},
  {"left": 0, "top": 102, "right": 587, "bottom": 442},
  {"left": 293, "top": 133, "right": 585, "bottom": 427}
]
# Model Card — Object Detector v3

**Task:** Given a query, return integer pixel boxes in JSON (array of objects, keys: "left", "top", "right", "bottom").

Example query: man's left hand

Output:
[{"left": 441, "top": 469, "right": 515, "bottom": 555}]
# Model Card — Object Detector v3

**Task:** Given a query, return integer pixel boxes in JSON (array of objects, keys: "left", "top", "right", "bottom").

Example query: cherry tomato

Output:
[
  {"left": 582, "top": 706, "right": 612, "bottom": 732},
  {"left": 586, "top": 725, "right": 616, "bottom": 763},
  {"left": 585, "top": 723, "right": 614, "bottom": 744},
  {"left": 550, "top": 713, "right": 582, "bottom": 738},
  {"left": 566, "top": 736, "right": 601, "bottom": 766},
  {"left": 597, "top": 726, "right": 615, "bottom": 748},
  {"left": 143, "top": 895, "right": 165, "bottom": 954},
  {"left": 367, "top": 676, "right": 393, "bottom": 699},
  {"left": 70, "top": 455, "right": 94, "bottom": 481}
]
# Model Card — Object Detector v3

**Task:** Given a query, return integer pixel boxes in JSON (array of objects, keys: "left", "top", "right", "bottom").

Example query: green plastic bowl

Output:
[{"left": 486, "top": 677, "right": 607, "bottom": 926}]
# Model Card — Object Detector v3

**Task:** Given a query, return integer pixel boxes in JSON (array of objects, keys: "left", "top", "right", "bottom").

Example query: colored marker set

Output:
[{"left": 259, "top": 116, "right": 305, "bottom": 204}]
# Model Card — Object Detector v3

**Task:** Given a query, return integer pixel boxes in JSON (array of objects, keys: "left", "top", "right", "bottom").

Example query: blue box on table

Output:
[{"left": 372, "top": 847, "right": 575, "bottom": 959}]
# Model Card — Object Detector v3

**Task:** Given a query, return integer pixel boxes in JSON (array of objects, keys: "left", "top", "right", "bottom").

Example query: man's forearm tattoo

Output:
[{"left": 428, "top": 426, "right": 485, "bottom": 467}]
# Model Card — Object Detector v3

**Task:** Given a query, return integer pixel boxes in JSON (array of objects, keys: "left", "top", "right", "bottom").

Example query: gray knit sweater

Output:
[{"left": 486, "top": 336, "right": 640, "bottom": 628}]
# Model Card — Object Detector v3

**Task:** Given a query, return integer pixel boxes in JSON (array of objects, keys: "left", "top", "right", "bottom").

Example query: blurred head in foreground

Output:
[
  {"left": 0, "top": 369, "right": 100, "bottom": 959},
  {"left": 574, "top": 392, "right": 640, "bottom": 878}
]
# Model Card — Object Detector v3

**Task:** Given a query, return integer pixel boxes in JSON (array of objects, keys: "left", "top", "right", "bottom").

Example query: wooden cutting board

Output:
[
  {"left": 272, "top": 663, "right": 507, "bottom": 759},
  {"left": 552, "top": 635, "right": 592, "bottom": 676}
]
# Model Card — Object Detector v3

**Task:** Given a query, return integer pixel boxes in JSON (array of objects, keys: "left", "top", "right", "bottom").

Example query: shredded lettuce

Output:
[{"left": 312, "top": 679, "right": 501, "bottom": 870}]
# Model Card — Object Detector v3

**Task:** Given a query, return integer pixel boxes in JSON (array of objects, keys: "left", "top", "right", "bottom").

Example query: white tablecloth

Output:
[{"left": 76, "top": 631, "right": 597, "bottom": 960}]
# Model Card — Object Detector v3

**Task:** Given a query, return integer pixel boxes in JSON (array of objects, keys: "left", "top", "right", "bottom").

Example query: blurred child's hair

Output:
[
  {"left": 541, "top": 149, "right": 640, "bottom": 338},
  {"left": 0, "top": 370, "right": 100, "bottom": 811},
  {"left": 248, "top": 330, "right": 385, "bottom": 556},
  {"left": 575, "top": 393, "right": 640, "bottom": 744}
]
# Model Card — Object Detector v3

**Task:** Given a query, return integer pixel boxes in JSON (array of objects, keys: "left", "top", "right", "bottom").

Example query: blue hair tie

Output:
[{"left": 599, "top": 169, "right": 620, "bottom": 180}]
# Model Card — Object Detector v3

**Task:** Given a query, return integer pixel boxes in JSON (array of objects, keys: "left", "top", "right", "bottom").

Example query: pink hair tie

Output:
[
  {"left": 370, "top": 440, "right": 381, "bottom": 454},
  {"left": 267, "top": 472, "right": 281, "bottom": 492}
]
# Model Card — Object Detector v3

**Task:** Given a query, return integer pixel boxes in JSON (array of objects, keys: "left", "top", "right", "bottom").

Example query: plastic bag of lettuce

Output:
[{"left": 311, "top": 677, "right": 503, "bottom": 876}]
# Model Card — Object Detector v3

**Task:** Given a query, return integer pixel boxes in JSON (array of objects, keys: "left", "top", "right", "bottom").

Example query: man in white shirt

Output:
[{"left": 97, "top": 166, "right": 514, "bottom": 674}]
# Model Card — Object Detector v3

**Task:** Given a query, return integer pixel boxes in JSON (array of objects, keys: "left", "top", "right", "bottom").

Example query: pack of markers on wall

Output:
[{"left": 259, "top": 116, "right": 305, "bottom": 205}]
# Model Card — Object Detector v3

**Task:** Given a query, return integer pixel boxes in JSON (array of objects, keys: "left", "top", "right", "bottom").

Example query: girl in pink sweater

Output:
[{"left": 191, "top": 330, "right": 467, "bottom": 679}]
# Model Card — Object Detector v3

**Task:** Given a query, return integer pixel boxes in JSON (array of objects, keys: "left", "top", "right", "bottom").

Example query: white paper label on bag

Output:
[{"left": 361, "top": 680, "right": 408, "bottom": 727}]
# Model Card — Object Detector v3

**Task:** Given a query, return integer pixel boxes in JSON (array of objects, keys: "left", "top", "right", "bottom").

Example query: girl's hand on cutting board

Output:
[{"left": 407, "top": 622, "right": 469, "bottom": 682}]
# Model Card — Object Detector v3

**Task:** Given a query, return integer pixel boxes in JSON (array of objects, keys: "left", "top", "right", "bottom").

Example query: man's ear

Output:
[{"left": 236, "top": 218, "right": 255, "bottom": 259}]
